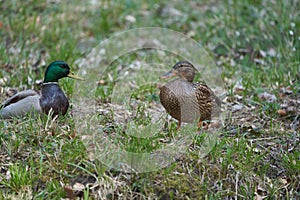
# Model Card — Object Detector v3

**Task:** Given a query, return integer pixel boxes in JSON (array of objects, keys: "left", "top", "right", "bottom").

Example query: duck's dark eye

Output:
[{"left": 60, "top": 64, "right": 67, "bottom": 68}]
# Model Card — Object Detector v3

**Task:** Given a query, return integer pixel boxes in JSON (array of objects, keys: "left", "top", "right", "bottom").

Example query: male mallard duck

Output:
[
  {"left": 0, "top": 61, "right": 83, "bottom": 119},
  {"left": 159, "top": 61, "right": 221, "bottom": 130}
]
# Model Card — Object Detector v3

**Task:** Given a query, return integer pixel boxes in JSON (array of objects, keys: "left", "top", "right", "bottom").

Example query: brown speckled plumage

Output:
[
  {"left": 159, "top": 85, "right": 181, "bottom": 121},
  {"left": 159, "top": 61, "right": 221, "bottom": 129}
]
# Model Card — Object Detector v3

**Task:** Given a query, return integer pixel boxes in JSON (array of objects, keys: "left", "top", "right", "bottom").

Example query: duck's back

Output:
[{"left": 39, "top": 83, "right": 69, "bottom": 116}]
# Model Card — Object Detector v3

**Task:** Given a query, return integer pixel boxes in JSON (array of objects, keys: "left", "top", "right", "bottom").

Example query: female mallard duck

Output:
[
  {"left": 159, "top": 61, "right": 221, "bottom": 130},
  {"left": 0, "top": 61, "right": 83, "bottom": 119}
]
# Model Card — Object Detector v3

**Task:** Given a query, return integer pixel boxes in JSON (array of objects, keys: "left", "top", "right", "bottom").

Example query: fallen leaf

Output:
[
  {"left": 280, "top": 178, "right": 288, "bottom": 185},
  {"left": 64, "top": 186, "right": 75, "bottom": 199},
  {"left": 286, "top": 106, "right": 296, "bottom": 113},
  {"left": 258, "top": 92, "right": 277, "bottom": 103},
  {"left": 233, "top": 79, "right": 245, "bottom": 94},
  {"left": 232, "top": 104, "right": 244, "bottom": 112},
  {"left": 267, "top": 48, "right": 276, "bottom": 57},
  {"left": 254, "top": 194, "right": 263, "bottom": 200},
  {"left": 125, "top": 15, "right": 136, "bottom": 23},
  {"left": 73, "top": 182, "right": 85, "bottom": 191},
  {"left": 277, "top": 109, "right": 287, "bottom": 116},
  {"left": 98, "top": 79, "right": 106, "bottom": 85},
  {"left": 280, "top": 87, "right": 293, "bottom": 94}
]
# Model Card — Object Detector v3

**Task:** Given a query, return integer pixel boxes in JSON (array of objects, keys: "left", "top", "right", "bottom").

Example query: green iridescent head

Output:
[{"left": 43, "top": 61, "right": 83, "bottom": 83}]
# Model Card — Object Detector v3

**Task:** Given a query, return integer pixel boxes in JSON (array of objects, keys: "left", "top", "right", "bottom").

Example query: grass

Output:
[{"left": 0, "top": 0, "right": 299, "bottom": 199}]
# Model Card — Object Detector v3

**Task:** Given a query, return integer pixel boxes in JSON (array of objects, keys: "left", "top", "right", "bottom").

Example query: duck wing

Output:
[
  {"left": 1, "top": 89, "right": 39, "bottom": 107},
  {"left": 0, "top": 90, "right": 42, "bottom": 118},
  {"left": 192, "top": 83, "right": 221, "bottom": 120}
]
